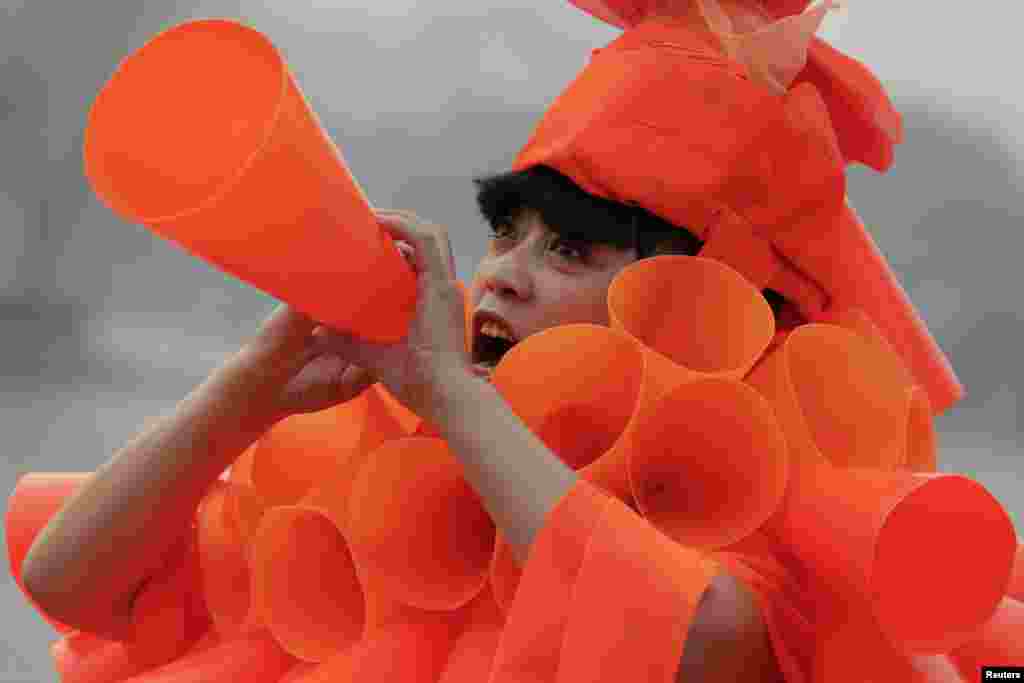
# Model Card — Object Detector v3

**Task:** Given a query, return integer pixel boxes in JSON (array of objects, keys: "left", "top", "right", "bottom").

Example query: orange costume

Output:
[{"left": 6, "top": 1, "right": 1024, "bottom": 682}]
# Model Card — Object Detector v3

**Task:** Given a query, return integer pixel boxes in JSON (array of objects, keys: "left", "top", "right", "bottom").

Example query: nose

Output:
[
  {"left": 478, "top": 248, "right": 533, "bottom": 302},
  {"left": 481, "top": 266, "right": 529, "bottom": 300}
]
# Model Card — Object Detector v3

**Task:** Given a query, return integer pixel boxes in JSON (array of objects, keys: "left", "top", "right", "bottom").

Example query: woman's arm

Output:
[
  {"left": 419, "top": 363, "right": 784, "bottom": 682},
  {"left": 20, "top": 339, "right": 291, "bottom": 641}
]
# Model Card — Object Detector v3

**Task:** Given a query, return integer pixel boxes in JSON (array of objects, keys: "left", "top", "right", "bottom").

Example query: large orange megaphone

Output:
[{"left": 83, "top": 18, "right": 416, "bottom": 343}]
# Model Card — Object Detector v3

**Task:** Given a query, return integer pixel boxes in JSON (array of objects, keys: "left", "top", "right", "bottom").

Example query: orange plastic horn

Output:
[
  {"left": 195, "top": 480, "right": 266, "bottom": 637},
  {"left": 606, "top": 255, "right": 776, "bottom": 397},
  {"left": 345, "top": 438, "right": 496, "bottom": 611},
  {"left": 248, "top": 401, "right": 372, "bottom": 509},
  {"left": 5, "top": 472, "right": 91, "bottom": 634},
  {"left": 745, "top": 324, "right": 915, "bottom": 471},
  {"left": 484, "top": 323, "right": 646, "bottom": 605},
  {"left": 489, "top": 323, "right": 645, "bottom": 473},
  {"left": 592, "top": 255, "right": 776, "bottom": 505},
  {"left": 248, "top": 435, "right": 388, "bottom": 663},
  {"left": 250, "top": 505, "right": 366, "bottom": 662},
  {"left": 625, "top": 378, "right": 789, "bottom": 550},
  {"left": 772, "top": 462, "right": 1017, "bottom": 655},
  {"left": 83, "top": 18, "right": 416, "bottom": 343}
]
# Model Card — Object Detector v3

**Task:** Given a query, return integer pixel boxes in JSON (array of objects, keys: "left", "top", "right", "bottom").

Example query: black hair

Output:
[
  {"left": 471, "top": 165, "right": 702, "bottom": 260},
  {"left": 471, "top": 164, "right": 797, "bottom": 323}
]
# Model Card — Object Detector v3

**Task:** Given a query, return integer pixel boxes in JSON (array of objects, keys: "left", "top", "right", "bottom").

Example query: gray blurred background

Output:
[{"left": 1, "top": 1, "right": 1020, "bottom": 678}]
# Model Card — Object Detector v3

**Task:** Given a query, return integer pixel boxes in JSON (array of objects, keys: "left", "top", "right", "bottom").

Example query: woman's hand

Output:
[
  {"left": 309, "top": 209, "right": 470, "bottom": 415},
  {"left": 239, "top": 209, "right": 469, "bottom": 421}
]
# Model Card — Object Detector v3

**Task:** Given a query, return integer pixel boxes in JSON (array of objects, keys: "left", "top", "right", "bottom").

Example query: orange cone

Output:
[
  {"left": 249, "top": 505, "right": 365, "bottom": 662},
  {"left": 489, "top": 323, "right": 644, "bottom": 474},
  {"left": 593, "top": 255, "right": 777, "bottom": 503},
  {"left": 745, "top": 323, "right": 917, "bottom": 470},
  {"left": 248, "top": 446, "right": 408, "bottom": 664},
  {"left": 83, "top": 18, "right": 416, "bottom": 343},
  {"left": 772, "top": 462, "right": 1017, "bottom": 654},
  {"left": 625, "top": 377, "right": 789, "bottom": 550},
  {"left": 248, "top": 401, "right": 371, "bottom": 509},
  {"left": 344, "top": 438, "right": 496, "bottom": 611},
  {"left": 194, "top": 480, "right": 264, "bottom": 637},
  {"left": 606, "top": 256, "right": 776, "bottom": 391}
]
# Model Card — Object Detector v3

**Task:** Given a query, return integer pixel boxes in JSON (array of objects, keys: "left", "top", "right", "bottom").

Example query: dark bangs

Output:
[{"left": 471, "top": 165, "right": 702, "bottom": 259}]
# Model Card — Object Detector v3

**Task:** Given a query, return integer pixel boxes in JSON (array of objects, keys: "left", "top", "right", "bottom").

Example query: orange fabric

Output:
[{"left": 10, "top": 14, "right": 1020, "bottom": 683}]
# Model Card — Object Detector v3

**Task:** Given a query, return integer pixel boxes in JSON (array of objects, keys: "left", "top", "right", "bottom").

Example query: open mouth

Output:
[
  {"left": 471, "top": 314, "right": 521, "bottom": 374},
  {"left": 473, "top": 334, "right": 516, "bottom": 368}
]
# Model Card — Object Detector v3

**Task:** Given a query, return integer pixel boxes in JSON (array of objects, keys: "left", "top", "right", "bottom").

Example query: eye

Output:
[
  {"left": 487, "top": 222, "right": 516, "bottom": 240},
  {"left": 549, "top": 236, "right": 590, "bottom": 263}
]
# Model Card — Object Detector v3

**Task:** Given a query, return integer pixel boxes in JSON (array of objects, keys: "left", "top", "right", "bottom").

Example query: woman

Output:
[{"left": 15, "top": 0, "right": 1021, "bottom": 681}]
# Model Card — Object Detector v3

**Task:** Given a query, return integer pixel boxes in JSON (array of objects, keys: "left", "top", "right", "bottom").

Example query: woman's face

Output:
[{"left": 468, "top": 208, "right": 638, "bottom": 371}]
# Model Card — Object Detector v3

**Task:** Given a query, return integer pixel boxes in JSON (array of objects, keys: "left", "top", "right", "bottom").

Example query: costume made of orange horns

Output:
[
  {"left": 9, "top": 253, "right": 1021, "bottom": 679},
  {"left": 7, "top": 13, "right": 1018, "bottom": 682}
]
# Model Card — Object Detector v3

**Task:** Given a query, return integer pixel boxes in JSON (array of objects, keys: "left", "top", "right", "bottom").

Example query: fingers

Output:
[{"left": 376, "top": 209, "right": 456, "bottom": 282}]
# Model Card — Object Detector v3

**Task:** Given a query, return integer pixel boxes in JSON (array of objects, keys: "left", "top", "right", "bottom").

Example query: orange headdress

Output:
[{"left": 513, "top": 0, "right": 962, "bottom": 414}]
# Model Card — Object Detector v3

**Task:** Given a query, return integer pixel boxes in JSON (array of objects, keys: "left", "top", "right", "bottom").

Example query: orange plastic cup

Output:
[
  {"left": 606, "top": 255, "right": 776, "bottom": 394},
  {"left": 489, "top": 323, "right": 645, "bottom": 473},
  {"left": 624, "top": 377, "right": 789, "bottom": 550},
  {"left": 248, "top": 401, "right": 372, "bottom": 509},
  {"left": 5, "top": 472, "right": 91, "bottom": 634},
  {"left": 249, "top": 504, "right": 366, "bottom": 662},
  {"left": 83, "top": 18, "right": 416, "bottom": 342},
  {"left": 746, "top": 323, "right": 918, "bottom": 471},
  {"left": 195, "top": 480, "right": 265, "bottom": 637},
  {"left": 344, "top": 438, "right": 496, "bottom": 611},
  {"left": 773, "top": 462, "right": 1017, "bottom": 654},
  {"left": 250, "top": 437, "right": 494, "bottom": 662}
]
